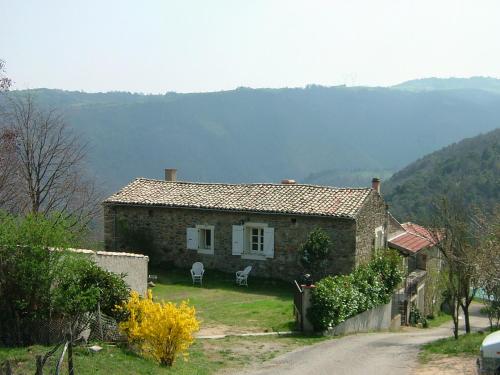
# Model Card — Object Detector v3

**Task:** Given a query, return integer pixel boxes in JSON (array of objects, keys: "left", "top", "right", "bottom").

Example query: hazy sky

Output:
[{"left": 2, "top": 0, "right": 500, "bottom": 93}]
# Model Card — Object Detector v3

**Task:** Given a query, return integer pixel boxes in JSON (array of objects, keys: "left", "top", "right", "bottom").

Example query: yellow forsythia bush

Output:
[{"left": 118, "top": 290, "right": 199, "bottom": 366}]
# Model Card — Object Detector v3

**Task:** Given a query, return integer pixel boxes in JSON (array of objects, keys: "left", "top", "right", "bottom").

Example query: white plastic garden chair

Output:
[
  {"left": 191, "top": 262, "right": 204, "bottom": 285},
  {"left": 236, "top": 266, "right": 252, "bottom": 286}
]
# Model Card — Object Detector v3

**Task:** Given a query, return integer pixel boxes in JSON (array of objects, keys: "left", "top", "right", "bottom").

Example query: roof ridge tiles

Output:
[{"left": 105, "top": 178, "right": 374, "bottom": 219}]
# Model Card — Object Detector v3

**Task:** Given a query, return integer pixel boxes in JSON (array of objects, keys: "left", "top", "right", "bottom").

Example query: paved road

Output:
[{"left": 237, "top": 303, "right": 489, "bottom": 375}]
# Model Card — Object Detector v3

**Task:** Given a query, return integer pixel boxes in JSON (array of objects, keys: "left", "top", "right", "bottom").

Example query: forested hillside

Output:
[
  {"left": 6, "top": 82, "right": 500, "bottom": 194},
  {"left": 383, "top": 128, "right": 500, "bottom": 223}
]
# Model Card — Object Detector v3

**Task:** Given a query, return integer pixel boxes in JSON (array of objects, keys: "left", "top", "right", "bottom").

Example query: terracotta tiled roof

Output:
[
  {"left": 388, "top": 222, "right": 437, "bottom": 254},
  {"left": 402, "top": 223, "right": 436, "bottom": 240},
  {"left": 104, "top": 178, "right": 373, "bottom": 219}
]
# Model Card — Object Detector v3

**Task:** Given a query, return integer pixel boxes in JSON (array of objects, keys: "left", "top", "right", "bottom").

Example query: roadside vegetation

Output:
[
  {"left": 419, "top": 330, "right": 498, "bottom": 364},
  {"left": 308, "top": 249, "right": 403, "bottom": 331},
  {"left": 425, "top": 312, "right": 453, "bottom": 328}
]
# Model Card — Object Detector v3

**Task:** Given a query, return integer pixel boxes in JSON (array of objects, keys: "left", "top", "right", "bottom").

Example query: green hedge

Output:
[
  {"left": 308, "top": 249, "right": 403, "bottom": 331},
  {"left": 0, "top": 212, "right": 130, "bottom": 346}
]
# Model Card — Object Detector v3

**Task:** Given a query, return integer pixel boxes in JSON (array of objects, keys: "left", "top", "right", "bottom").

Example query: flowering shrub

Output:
[
  {"left": 308, "top": 249, "right": 403, "bottom": 331},
  {"left": 118, "top": 291, "right": 199, "bottom": 366}
]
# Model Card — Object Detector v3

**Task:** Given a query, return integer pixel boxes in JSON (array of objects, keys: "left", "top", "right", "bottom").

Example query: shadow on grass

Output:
[{"left": 150, "top": 266, "right": 296, "bottom": 302}]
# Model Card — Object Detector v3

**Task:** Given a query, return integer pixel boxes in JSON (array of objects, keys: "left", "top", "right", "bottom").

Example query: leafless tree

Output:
[
  {"left": 0, "top": 127, "right": 19, "bottom": 210},
  {"left": 0, "top": 59, "right": 12, "bottom": 92},
  {"left": 2, "top": 93, "right": 100, "bottom": 230},
  {"left": 426, "top": 197, "right": 483, "bottom": 338},
  {"left": 475, "top": 207, "right": 500, "bottom": 329}
]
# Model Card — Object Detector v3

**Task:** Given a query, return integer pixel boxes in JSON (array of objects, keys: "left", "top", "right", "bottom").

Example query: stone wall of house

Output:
[
  {"left": 71, "top": 248, "right": 149, "bottom": 296},
  {"left": 354, "top": 191, "right": 388, "bottom": 265},
  {"left": 103, "top": 205, "right": 358, "bottom": 281}
]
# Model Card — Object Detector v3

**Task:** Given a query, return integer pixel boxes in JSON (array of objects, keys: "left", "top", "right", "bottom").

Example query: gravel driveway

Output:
[{"left": 234, "top": 303, "right": 489, "bottom": 375}]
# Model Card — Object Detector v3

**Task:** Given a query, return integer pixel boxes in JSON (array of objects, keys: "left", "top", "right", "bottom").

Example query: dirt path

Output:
[{"left": 412, "top": 356, "right": 477, "bottom": 375}]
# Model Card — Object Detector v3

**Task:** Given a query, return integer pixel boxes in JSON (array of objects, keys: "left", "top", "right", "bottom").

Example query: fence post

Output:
[
  {"left": 3, "top": 360, "right": 13, "bottom": 375},
  {"left": 55, "top": 341, "right": 68, "bottom": 375},
  {"left": 293, "top": 281, "right": 303, "bottom": 331},
  {"left": 301, "top": 285, "right": 316, "bottom": 333},
  {"left": 35, "top": 355, "right": 43, "bottom": 375},
  {"left": 97, "top": 301, "right": 103, "bottom": 341},
  {"left": 67, "top": 332, "right": 74, "bottom": 375}
]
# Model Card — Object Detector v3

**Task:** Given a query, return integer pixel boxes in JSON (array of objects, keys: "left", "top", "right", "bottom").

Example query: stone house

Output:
[
  {"left": 103, "top": 170, "right": 389, "bottom": 281},
  {"left": 388, "top": 220, "right": 441, "bottom": 324}
]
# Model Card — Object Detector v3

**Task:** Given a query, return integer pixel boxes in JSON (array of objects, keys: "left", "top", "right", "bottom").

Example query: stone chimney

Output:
[
  {"left": 281, "top": 179, "right": 296, "bottom": 185},
  {"left": 371, "top": 177, "right": 381, "bottom": 193},
  {"left": 165, "top": 168, "right": 177, "bottom": 182}
]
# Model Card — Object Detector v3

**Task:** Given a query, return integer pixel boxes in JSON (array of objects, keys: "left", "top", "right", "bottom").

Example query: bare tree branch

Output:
[
  {"left": 422, "top": 196, "right": 494, "bottom": 337},
  {"left": 1, "top": 93, "right": 101, "bottom": 231},
  {"left": 0, "top": 127, "right": 19, "bottom": 209},
  {"left": 0, "top": 59, "right": 12, "bottom": 92}
]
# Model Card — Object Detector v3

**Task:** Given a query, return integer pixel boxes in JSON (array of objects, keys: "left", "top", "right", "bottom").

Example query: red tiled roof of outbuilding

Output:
[{"left": 388, "top": 222, "right": 437, "bottom": 254}]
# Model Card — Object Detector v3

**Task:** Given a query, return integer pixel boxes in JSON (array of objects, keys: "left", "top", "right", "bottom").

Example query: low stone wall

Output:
[
  {"left": 70, "top": 248, "right": 149, "bottom": 296},
  {"left": 325, "top": 301, "right": 394, "bottom": 336}
]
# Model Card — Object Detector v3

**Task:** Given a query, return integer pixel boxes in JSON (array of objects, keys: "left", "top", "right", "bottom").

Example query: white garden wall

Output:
[
  {"left": 70, "top": 248, "right": 149, "bottom": 296},
  {"left": 325, "top": 301, "right": 395, "bottom": 336}
]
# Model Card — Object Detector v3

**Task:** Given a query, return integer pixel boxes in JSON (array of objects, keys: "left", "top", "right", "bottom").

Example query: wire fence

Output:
[
  {"left": 88, "top": 310, "right": 125, "bottom": 343},
  {"left": 0, "top": 306, "right": 125, "bottom": 375}
]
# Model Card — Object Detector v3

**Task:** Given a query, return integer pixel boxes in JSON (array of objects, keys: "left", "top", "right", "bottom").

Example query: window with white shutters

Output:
[
  {"left": 186, "top": 225, "right": 215, "bottom": 254},
  {"left": 234, "top": 223, "right": 275, "bottom": 260}
]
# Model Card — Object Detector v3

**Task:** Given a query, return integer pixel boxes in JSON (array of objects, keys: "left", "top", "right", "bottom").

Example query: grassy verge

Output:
[
  {"left": 419, "top": 331, "right": 490, "bottom": 363},
  {"left": 152, "top": 267, "right": 295, "bottom": 332},
  {"left": 426, "top": 312, "right": 453, "bottom": 328},
  {"left": 0, "top": 335, "right": 327, "bottom": 374}
]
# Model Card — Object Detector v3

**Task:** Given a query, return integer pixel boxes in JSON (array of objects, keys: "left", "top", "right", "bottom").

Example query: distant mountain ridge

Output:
[
  {"left": 5, "top": 82, "right": 500, "bottom": 195},
  {"left": 393, "top": 76, "right": 500, "bottom": 93},
  {"left": 383, "top": 128, "right": 500, "bottom": 223}
]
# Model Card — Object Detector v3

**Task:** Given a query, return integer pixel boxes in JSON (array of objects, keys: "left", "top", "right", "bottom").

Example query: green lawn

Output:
[
  {"left": 426, "top": 312, "right": 453, "bottom": 328},
  {"left": 152, "top": 267, "right": 296, "bottom": 333},
  {"left": 0, "top": 335, "right": 326, "bottom": 374}
]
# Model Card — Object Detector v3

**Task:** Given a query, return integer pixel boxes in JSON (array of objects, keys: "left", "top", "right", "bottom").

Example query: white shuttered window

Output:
[
  {"left": 232, "top": 223, "right": 275, "bottom": 259},
  {"left": 186, "top": 225, "right": 215, "bottom": 254},
  {"left": 232, "top": 225, "right": 244, "bottom": 255},
  {"left": 186, "top": 228, "right": 199, "bottom": 250},
  {"left": 263, "top": 227, "right": 275, "bottom": 258}
]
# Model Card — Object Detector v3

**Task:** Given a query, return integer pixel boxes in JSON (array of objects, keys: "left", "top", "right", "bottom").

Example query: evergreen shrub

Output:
[{"left": 308, "top": 249, "right": 403, "bottom": 331}]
